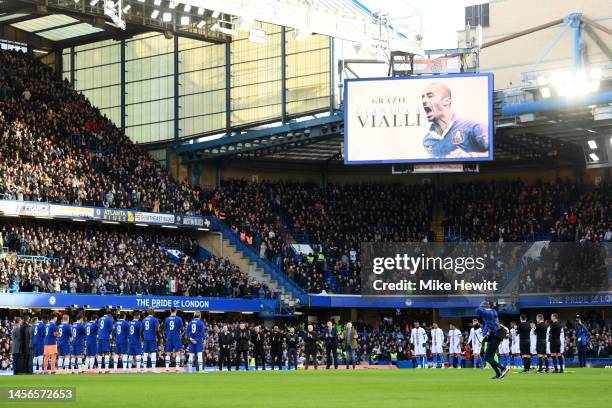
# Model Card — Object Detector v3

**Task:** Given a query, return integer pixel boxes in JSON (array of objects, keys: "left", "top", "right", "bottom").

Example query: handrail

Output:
[{"left": 211, "top": 218, "right": 308, "bottom": 303}]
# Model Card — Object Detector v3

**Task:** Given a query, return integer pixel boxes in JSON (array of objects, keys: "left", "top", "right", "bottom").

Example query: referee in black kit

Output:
[
  {"left": 548, "top": 313, "right": 563, "bottom": 373},
  {"left": 517, "top": 314, "right": 532, "bottom": 372},
  {"left": 535, "top": 314, "right": 548, "bottom": 372}
]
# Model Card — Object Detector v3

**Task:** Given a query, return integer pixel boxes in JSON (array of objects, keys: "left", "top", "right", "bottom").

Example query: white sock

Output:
[
  {"left": 122, "top": 355, "right": 128, "bottom": 371},
  {"left": 165, "top": 355, "right": 170, "bottom": 369},
  {"left": 143, "top": 353, "right": 148, "bottom": 369},
  {"left": 63, "top": 357, "right": 70, "bottom": 370},
  {"left": 33, "top": 357, "right": 38, "bottom": 373},
  {"left": 97, "top": 355, "right": 103, "bottom": 369},
  {"left": 58, "top": 357, "right": 64, "bottom": 370},
  {"left": 76, "top": 357, "right": 82, "bottom": 370},
  {"left": 175, "top": 355, "right": 181, "bottom": 370},
  {"left": 187, "top": 353, "right": 194, "bottom": 371},
  {"left": 69, "top": 357, "right": 75, "bottom": 370},
  {"left": 197, "top": 352, "right": 203, "bottom": 371},
  {"left": 104, "top": 355, "right": 110, "bottom": 370},
  {"left": 151, "top": 353, "right": 157, "bottom": 369},
  {"left": 113, "top": 355, "right": 119, "bottom": 370},
  {"left": 37, "top": 356, "right": 43, "bottom": 372},
  {"left": 136, "top": 355, "right": 142, "bottom": 370}
]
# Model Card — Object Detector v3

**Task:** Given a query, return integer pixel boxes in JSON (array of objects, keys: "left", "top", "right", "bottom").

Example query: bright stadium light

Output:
[
  {"left": 184, "top": 4, "right": 191, "bottom": 12},
  {"left": 154, "top": 0, "right": 161, "bottom": 5},
  {"left": 196, "top": 20, "right": 205, "bottom": 28},
  {"left": 90, "top": 0, "right": 100, "bottom": 5},
  {"left": 169, "top": 1, "right": 178, "bottom": 9},
  {"left": 542, "top": 68, "right": 602, "bottom": 98},
  {"left": 211, "top": 10, "right": 220, "bottom": 18},
  {"left": 163, "top": 12, "right": 172, "bottom": 22},
  {"left": 236, "top": 16, "right": 254, "bottom": 32},
  {"left": 123, "top": 4, "right": 131, "bottom": 12},
  {"left": 151, "top": 9, "right": 159, "bottom": 18},
  {"left": 197, "top": 7, "right": 204, "bottom": 15},
  {"left": 587, "top": 140, "right": 597, "bottom": 149},
  {"left": 589, "top": 153, "right": 599, "bottom": 161},
  {"left": 180, "top": 15, "right": 190, "bottom": 25}
]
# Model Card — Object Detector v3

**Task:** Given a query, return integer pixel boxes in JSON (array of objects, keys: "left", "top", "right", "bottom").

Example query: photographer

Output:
[{"left": 575, "top": 316, "right": 590, "bottom": 368}]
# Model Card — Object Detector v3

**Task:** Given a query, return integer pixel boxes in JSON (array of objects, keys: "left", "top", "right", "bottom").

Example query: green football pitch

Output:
[{"left": 2, "top": 369, "right": 611, "bottom": 408}]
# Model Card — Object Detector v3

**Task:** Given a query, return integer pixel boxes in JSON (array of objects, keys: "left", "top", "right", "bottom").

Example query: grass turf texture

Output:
[{"left": 2, "top": 369, "right": 611, "bottom": 408}]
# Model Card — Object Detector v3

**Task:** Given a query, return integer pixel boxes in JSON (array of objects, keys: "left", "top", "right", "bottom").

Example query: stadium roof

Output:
[
  {"left": 0, "top": 0, "right": 230, "bottom": 50},
  {"left": 0, "top": 0, "right": 422, "bottom": 54}
]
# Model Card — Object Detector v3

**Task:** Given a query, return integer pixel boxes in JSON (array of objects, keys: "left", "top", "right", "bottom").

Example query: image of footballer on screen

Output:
[{"left": 421, "top": 82, "right": 489, "bottom": 159}]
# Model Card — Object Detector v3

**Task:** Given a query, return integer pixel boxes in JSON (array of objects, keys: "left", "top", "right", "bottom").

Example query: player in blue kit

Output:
[
  {"left": 72, "top": 314, "right": 86, "bottom": 372},
  {"left": 113, "top": 312, "right": 130, "bottom": 373},
  {"left": 164, "top": 307, "right": 184, "bottom": 372},
  {"left": 43, "top": 314, "right": 59, "bottom": 374},
  {"left": 57, "top": 315, "right": 73, "bottom": 372},
  {"left": 143, "top": 308, "right": 160, "bottom": 373},
  {"left": 97, "top": 311, "right": 114, "bottom": 372},
  {"left": 421, "top": 83, "right": 489, "bottom": 159},
  {"left": 186, "top": 311, "right": 206, "bottom": 373},
  {"left": 31, "top": 317, "right": 46, "bottom": 374},
  {"left": 128, "top": 311, "right": 143, "bottom": 373},
  {"left": 85, "top": 314, "right": 98, "bottom": 370}
]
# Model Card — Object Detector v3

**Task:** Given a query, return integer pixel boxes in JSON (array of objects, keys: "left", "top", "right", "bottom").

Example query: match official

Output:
[
  {"left": 548, "top": 313, "right": 563, "bottom": 373},
  {"left": 517, "top": 314, "right": 532, "bottom": 372},
  {"left": 535, "top": 314, "right": 548, "bottom": 372}
]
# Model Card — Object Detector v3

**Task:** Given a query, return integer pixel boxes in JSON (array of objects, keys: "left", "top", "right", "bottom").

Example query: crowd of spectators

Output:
[
  {"left": 0, "top": 219, "right": 270, "bottom": 299},
  {"left": 206, "top": 181, "right": 433, "bottom": 293},
  {"left": 0, "top": 49, "right": 201, "bottom": 213},
  {"left": 441, "top": 180, "right": 611, "bottom": 242}
]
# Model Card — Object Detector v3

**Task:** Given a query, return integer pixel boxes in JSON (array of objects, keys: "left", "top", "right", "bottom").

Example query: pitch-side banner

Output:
[
  {"left": 344, "top": 73, "right": 493, "bottom": 164},
  {"left": 0, "top": 292, "right": 277, "bottom": 312}
]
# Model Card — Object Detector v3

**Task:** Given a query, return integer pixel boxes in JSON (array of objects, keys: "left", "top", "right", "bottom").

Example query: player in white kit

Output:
[
  {"left": 430, "top": 322, "right": 445, "bottom": 368},
  {"left": 498, "top": 324, "right": 510, "bottom": 368},
  {"left": 468, "top": 318, "right": 484, "bottom": 368},
  {"left": 559, "top": 327, "right": 566, "bottom": 370},
  {"left": 411, "top": 322, "right": 428, "bottom": 368},
  {"left": 510, "top": 321, "right": 521, "bottom": 368},
  {"left": 447, "top": 322, "right": 463, "bottom": 368},
  {"left": 529, "top": 322, "right": 538, "bottom": 367}
]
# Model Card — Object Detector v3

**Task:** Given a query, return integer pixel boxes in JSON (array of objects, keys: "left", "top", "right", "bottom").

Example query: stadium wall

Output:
[{"left": 458, "top": 0, "right": 610, "bottom": 90}]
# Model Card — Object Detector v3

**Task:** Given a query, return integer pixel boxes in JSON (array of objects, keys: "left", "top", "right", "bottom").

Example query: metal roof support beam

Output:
[
  {"left": 580, "top": 15, "right": 612, "bottom": 36},
  {"left": 30, "top": 20, "right": 83, "bottom": 34},
  {"left": 174, "top": 34, "right": 179, "bottom": 142},
  {"left": 280, "top": 26, "right": 287, "bottom": 125},
  {"left": 583, "top": 24, "right": 612, "bottom": 62},
  {"left": 0, "top": 24, "right": 55, "bottom": 49},
  {"left": 481, "top": 18, "right": 564, "bottom": 49},
  {"left": 225, "top": 42, "right": 231, "bottom": 136}
]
